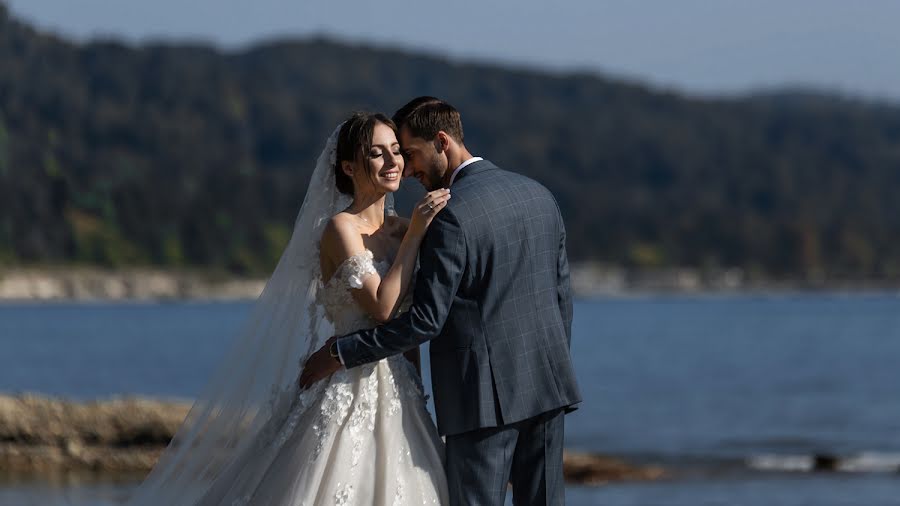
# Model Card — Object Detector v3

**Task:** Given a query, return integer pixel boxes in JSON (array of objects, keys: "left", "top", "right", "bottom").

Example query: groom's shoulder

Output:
[
  {"left": 457, "top": 160, "right": 533, "bottom": 188},
  {"left": 454, "top": 162, "right": 554, "bottom": 200},
  {"left": 450, "top": 167, "right": 558, "bottom": 226},
  {"left": 479, "top": 163, "right": 556, "bottom": 200}
]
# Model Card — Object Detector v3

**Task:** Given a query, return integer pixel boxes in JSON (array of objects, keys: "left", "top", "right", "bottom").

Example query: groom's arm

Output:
[
  {"left": 555, "top": 205, "right": 574, "bottom": 346},
  {"left": 336, "top": 208, "right": 466, "bottom": 368}
]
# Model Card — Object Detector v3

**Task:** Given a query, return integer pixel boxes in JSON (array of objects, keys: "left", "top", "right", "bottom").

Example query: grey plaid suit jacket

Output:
[{"left": 336, "top": 160, "right": 582, "bottom": 436}]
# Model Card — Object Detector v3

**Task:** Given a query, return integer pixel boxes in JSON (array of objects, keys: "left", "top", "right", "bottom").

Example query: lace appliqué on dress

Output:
[
  {"left": 232, "top": 248, "right": 447, "bottom": 505},
  {"left": 310, "top": 379, "right": 355, "bottom": 462},
  {"left": 344, "top": 250, "right": 378, "bottom": 289},
  {"left": 335, "top": 483, "right": 355, "bottom": 505}
]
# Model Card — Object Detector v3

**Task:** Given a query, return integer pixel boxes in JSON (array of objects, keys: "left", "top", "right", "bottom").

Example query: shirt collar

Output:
[{"left": 448, "top": 157, "right": 483, "bottom": 186}]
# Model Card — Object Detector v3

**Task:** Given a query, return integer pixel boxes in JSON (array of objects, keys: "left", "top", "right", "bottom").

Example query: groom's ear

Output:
[{"left": 434, "top": 131, "right": 450, "bottom": 153}]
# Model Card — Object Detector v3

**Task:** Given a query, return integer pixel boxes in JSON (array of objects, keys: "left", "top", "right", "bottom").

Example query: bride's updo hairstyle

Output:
[{"left": 334, "top": 112, "right": 398, "bottom": 196}]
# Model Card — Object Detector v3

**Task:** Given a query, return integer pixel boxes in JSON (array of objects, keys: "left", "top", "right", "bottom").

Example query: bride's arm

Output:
[
  {"left": 320, "top": 190, "right": 450, "bottom": 323},
  {"left": 388, "top": 222, "right": 423, "bottom": 376}
]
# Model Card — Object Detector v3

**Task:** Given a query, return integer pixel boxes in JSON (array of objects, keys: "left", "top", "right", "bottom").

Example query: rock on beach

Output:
[{"left": 0, "top": 394, "right": 663, "bottom": 484}]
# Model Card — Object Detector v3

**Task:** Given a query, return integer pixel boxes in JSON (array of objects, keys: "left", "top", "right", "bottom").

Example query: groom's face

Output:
[{"left": 399, "top": 126, "right": 447, "bottom": 191}]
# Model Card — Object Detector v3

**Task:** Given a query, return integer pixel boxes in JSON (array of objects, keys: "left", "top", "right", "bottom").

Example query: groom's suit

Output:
[{"left": 337, "top": 160, "right": 581, "bottom": 505}]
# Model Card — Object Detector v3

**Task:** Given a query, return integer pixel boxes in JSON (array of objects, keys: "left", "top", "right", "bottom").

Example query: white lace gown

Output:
[{"left": 216, "top": 250, "right": 448, "bottom": 505}]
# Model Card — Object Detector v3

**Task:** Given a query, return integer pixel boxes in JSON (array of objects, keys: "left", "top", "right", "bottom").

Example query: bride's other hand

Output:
[{"left": 408, "top": 189, "right": 451, "bottom": 237}]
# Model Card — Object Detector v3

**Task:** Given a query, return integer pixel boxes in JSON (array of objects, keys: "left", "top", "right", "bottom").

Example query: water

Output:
[{"left": 1, "top": 293, "right": 899, "bottom": 505}]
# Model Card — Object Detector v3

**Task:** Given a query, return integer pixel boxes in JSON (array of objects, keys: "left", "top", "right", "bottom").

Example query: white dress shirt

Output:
[{"left": 448, "top": 157, "right": 483, "bottom": 186}]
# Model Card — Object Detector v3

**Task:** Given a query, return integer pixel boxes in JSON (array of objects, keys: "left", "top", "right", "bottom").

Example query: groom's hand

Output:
[{"left": 298, "top": 336, "right": 342, "bottom": 389}]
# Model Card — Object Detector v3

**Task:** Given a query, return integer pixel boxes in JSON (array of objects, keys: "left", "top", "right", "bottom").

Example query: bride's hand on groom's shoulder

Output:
[
  {"left": 298, "top": 336, "right": 341, "bottom": 390},
  {"left": 408, "top": 189, "right": 451, "bottom": 237}
]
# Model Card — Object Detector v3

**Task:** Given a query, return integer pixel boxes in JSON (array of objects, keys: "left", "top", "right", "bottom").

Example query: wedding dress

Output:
[
  {"left": 124, "top": 125, "right": 448, "bottom": 505},
  {"left": 202, "top": 250, "right": 448, "bottom": 506}
]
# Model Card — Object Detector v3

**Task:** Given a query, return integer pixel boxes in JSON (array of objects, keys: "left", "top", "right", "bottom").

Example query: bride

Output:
[{"left": 125, "top": 113, "right": 451, "bottom": 505}]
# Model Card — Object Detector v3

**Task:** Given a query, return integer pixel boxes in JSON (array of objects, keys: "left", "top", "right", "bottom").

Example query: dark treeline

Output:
[{"left": 2, "top": 4, "right": 900, "bottom": 279}]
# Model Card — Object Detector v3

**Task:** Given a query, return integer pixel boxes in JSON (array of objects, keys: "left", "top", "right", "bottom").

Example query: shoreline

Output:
[
  {"left": 1, "top": 266, "right": 897, "bottom": 302},
  {"left": 0, "top": 394, "right": 663, "bottom": 485},
  {"left": 0, "top": 268, "right": 267, "bottom": 302}
]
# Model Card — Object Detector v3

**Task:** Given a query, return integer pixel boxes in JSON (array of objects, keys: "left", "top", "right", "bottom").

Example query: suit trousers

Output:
[{"left": 444, "top": 408, "right": 566, "bottom": 506}]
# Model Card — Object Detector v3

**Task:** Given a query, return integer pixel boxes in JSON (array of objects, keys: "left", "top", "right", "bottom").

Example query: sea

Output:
[{"left": 1, "top": 293, "right": 899, "bottom": 505}]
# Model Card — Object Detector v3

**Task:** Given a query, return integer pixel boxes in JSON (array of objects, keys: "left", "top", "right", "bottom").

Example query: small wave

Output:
[
  {"left": 748, "top": 452, "right": 900, "bottom": 473},
  {"left": 840, "top": 453, "right": 900, "bottom": 473}
]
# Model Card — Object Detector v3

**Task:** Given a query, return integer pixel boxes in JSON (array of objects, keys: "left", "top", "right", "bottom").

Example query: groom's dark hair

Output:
[{"left": 393, "top": 96, "right": 464, "bottom": 143}]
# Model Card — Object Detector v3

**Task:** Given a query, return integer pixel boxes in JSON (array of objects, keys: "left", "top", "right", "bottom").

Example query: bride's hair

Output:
[{"left": 334, "top": 112, "right": 398, "bottom": 195}]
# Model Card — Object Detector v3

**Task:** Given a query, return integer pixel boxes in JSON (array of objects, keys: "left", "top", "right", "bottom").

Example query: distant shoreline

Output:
[
  {"left": 0, "top": 266, "right": 897, "bottom": 302},
  {"left": 0, "top": 267, "right": 267, "bottom": 302}
]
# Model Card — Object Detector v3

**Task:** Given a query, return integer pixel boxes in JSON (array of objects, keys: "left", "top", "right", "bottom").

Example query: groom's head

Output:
[{"left": 393, "top": 97, "right": 466, "bottom": 191}]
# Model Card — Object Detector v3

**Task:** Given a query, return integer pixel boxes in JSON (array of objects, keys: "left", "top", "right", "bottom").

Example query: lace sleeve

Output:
[{"left": 343, "top": 250, "right": 378, "bottom": 289}]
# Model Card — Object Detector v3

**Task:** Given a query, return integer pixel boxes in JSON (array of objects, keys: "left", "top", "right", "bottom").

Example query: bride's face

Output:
[{"left": 351, "top": 122, "right": 403, "bottom": 195}]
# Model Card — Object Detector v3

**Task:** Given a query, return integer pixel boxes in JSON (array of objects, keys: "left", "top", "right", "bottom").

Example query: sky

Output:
[{"left": 7, "top": 0, "right": 900, "bottom": 101}]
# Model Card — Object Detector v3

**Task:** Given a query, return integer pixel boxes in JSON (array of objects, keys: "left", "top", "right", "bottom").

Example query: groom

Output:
[{"left": 301, "top": 97, "right": 581, "bottom": 505}]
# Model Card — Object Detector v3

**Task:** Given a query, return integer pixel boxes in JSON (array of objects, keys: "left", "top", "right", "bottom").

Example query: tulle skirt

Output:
[{"left": 197, "top": 355, "right": 448, "bottom": 506}]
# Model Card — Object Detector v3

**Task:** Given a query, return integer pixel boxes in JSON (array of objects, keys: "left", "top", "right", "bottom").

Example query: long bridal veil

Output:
[{"left": 125, "top": 124, "right": 394, "bottom": 505}]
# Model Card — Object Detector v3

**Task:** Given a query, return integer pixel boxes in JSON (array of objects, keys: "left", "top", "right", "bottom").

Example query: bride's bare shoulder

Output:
[{"left": 320, "top": 213, "right": 365, "bottom": 263}]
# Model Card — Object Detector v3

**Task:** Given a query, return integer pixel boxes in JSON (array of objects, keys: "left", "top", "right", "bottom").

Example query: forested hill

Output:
[{"left": 2, "top": 3, "right": 899, "bottom": 280}]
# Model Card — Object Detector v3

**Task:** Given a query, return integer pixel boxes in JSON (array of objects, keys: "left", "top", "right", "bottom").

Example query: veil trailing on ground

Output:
[{"left": 125, "top": 124, "right": 395, "bottom": 505}]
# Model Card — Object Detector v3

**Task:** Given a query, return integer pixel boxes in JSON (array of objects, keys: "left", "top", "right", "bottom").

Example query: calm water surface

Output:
[{"left": 1, "top": 293, "right": 898, "bottom": 505}]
